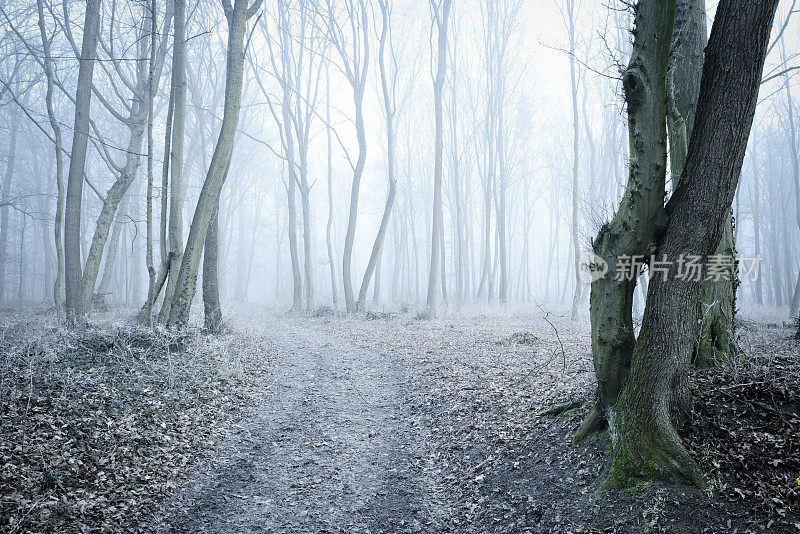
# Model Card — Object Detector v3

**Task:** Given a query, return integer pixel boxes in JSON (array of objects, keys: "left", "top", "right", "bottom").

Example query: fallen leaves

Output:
[
  {"left": 686, "top": 322, "right": 800, "bottom": 529},
  {"left": 0, "top": 310, "right": 274, "bottom": 533}
]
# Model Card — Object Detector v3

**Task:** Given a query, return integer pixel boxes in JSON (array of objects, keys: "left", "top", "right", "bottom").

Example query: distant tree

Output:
[
  {"left": 323, "top": 0, "right": 371, "bottom": 313},
  {"left": 425, "top": 0, "right": 451, "bottom": 316},
  {"left": 355, "top": 0, "right": 398, "bottom": 311}
]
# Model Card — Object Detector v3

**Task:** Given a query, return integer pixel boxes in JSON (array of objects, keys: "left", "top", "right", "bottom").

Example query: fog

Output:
[
  {"left": 4, "top": 1, "right": 800, "bottom": 530},
  {"left": 0, "top": 0, "right": 798, "bottom": 318}
]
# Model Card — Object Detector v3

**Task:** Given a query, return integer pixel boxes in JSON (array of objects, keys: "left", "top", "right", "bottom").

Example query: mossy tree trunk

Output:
[
  {"left": 670, "top": 0, "right": 738, "bottom": 367},
  {"left": 607, "top": 0, "right": 778, "bottom": 488},
  {"left": 158, "top": 0, "right": 188, "bottom": 323},
  {"left": 577, "top": 0, "right": 675, "bottom": 440},
  {"left": 166, "top": 0, "right": 261, "bottom": 328}
]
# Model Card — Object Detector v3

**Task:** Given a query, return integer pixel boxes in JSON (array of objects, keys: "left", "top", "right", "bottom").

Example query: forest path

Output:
[{"left": 158, "top": 318, "right": 445, "bottom": 533}]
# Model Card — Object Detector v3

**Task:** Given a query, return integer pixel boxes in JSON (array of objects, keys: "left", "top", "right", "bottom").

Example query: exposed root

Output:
[
  {"left": 538, "top": 399, "right": 583, "bottom": 418},
  {"left": 574, "top": 405, "right": 606, "bottom": 442}
]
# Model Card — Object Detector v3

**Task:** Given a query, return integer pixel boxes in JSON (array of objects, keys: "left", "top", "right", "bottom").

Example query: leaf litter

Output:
[
  {"left": 2, "top": 304, "right": 800, "bottom": 533},
  {"left": 0, "top": 309, "right": 275, "bottom": 533}
]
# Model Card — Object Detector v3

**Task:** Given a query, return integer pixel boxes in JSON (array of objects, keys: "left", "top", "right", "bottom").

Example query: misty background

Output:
[{"left": 0, "top": 0, "right": 797, "bottom": 317}]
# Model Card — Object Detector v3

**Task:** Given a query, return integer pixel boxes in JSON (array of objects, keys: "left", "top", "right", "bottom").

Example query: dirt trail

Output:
[{"left": 159, "top": 321, "right": 446, "bottom": 533}]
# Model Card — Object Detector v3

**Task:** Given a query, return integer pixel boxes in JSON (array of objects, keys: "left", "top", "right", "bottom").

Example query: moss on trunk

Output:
[
  {"left": 579, "top": 0, "right": 674, "bottom": 441},
  {"left": 605, "top": 0, "right": 779, "bottom": 488}
]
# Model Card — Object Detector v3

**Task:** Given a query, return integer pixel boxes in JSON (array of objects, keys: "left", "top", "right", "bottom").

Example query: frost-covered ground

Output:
[
  {"left": 0, "top": 309, "right": 277, "bottom": 532},
  {"left": 2, "top": 304, "right": 799, "bottom": 532}
]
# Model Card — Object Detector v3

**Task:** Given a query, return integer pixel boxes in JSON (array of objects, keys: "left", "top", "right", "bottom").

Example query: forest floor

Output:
[{"left": 2, "top": 304, "right": 800, "bottom": 532}]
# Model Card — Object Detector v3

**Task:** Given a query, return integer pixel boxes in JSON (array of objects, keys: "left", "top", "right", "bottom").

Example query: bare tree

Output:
[
  {"left": 324, "top": 0, "right": 370, "bottom": 313},
  {"left": 156, "top": 0, "right": 189, "bottom": 322},
  {"left": 35, "top": 0, "right": 66, "bottom": 319},
  {"left": 355, "top": 0, "right": 398, "bottom": 310},
  {"left": 142, "top": 0, "right": 158, "bottom": 327},
  {"left": 607, "top": 0, "right": 778, "bottom": 487},
  {"left": 576, "top": 0, "right": 673, "bottom": 441},
  {"left": 261, "top": 0, "right": 326, "bottom": 313},
  {"left": 425, "top": 0, "right": 451, "bottom": 316},
  {"left": 63, "top": 0, "right": 101, "bottom": 324},
  {"left": 167, "top": 0, "right": 262, "bottom": 329}
]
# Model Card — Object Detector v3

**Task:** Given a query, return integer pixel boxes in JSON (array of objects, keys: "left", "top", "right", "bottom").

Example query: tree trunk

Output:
[
  {"left": 325, "top": 64, "right": 338, "bottom": 305},
  {"left": 568, "top": 0, "right": 582, "bottom": 321},
  {"left": 782, "top": 42, "right": 800, "bottom": 318},
  {"left": 17, "top": 213, "right": 26, "bottom": 306},
  {"left": 299, "top": 158, "right": 314, "bottom": 312},
  {"left": 357, "top": 0, "right": 396, "bottom": 312},
  {"left": 98, "top": 192, "right": 129, "bottom": 300},
  {"left": 0, "top": 109, "right": 19, "bottom": 306},
  {"left": 450, "top": 57, "right": 464, "bottom": 304},
  {"left": 426, "top": 0, "right": 451, "bottom": 316},
  {"left": 203, "top": 196, "right": 223, "bottom": 333},
  {"left": 167, "top": 0, "right": 259, "bottom": 328},
  {"left": 285, "top": 131, "right": 303, "bottom": 311},
  {"left": 607, "top": 0, "right": 778, "bottom": 488},
  {"left": 37, "top": 0, "right": 66, "bottom": 318},
  {"left": 665, "top": 0, "right": 737, "bottom": 365},
  {"left": 342, "top": 92, "right": 368, "bottom": 313},
  {"left": 577, "top": 0, "right": 674, "bottom": 441},
  {"left": 64, "top": 0, "right": 101, "bottom": 324},
  {"left": 497, "top": 98, "right": 507, "bottom": 305},
  {"left": 751, "top": 132, "right": 763, "bottom": 305},
  {"left": 142, "top": 0, "right": 158, "bottom": 327},
  {"left": 159, "top": 0, "right": 188, "bottom": 321},
  {"left": 77, "top": 3, "right": 173, "bottom": 322}
]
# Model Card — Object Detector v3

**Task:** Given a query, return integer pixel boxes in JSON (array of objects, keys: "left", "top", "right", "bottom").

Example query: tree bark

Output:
[
  {"left": 577, "top": 0, "right": 674, "bottom": 441},
  {"left": 63, "top": 0, "right": 101, "bottom": 324},
  {"left": 0, "top": 109, "right": 19, "bottom": 306},
  {"left": 203, "top": 188, "right": 225, "bottom": 333},
  {"left": 607, "top": 0, "right": 778, "bottom": 488},
  {"left": 671, "top": 0, "right": 738, "bottom": 365},
  {"left": 167, "top": 0, "right": 260, "bottom": 328}
]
